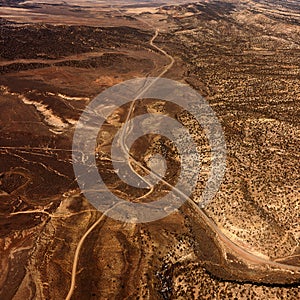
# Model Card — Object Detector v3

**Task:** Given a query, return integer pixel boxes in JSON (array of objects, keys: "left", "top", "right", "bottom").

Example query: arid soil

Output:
[{"left": 0, "top": 0, "right": 299, "bottom": 299}]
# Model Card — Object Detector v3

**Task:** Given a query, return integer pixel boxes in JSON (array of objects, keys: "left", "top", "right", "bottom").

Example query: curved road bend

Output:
[{"left": 65, "top": 12, "right": 300, "bottom": 300}]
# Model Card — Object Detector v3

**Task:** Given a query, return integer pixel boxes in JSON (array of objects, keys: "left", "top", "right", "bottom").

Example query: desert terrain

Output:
[{"left": 0, "top": 0, "right": 299, "bottom": 299}]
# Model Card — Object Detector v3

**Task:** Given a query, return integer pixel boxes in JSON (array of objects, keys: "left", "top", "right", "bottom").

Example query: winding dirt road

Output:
[
  {"left": 65, "top": 11, "right": 300, "bottom": 300},
  {"left": 65, "top": 23, "right": 174, "bottom": 300}
]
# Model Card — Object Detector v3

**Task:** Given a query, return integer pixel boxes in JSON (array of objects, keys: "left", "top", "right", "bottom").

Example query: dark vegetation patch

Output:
[{"left": 0, "top": 25, "right": 151, "bottom": 60}]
